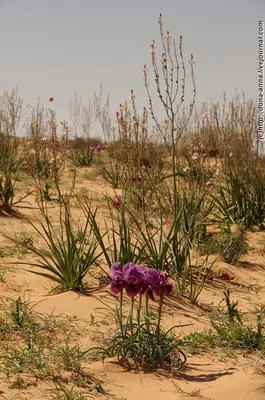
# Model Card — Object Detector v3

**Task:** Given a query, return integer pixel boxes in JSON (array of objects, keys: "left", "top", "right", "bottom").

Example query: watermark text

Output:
[{"left": 258, "top": 21, "right": 265, "bottom": 140}]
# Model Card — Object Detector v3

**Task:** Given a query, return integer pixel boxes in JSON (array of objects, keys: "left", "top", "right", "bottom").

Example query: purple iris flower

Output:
[
  {"left": 141, "top": 165, "right": 148, "bottom": 173},
  {"left": 146, "top": 268, "right": 161, "bottom": 288},
  {"left": 110, "top": 262, "right": 124, "bottom": 294},
  {"left": 123, "top": 263, "right": 146, "bottom": 297},
  {"left": 109, "top": 263, "right": 173, "bottom": 298},
  {"left": 159, "top": 271, "right": 173, "bottom": 296},
  {"left": 145, "top": 269, "right": 173, "bottom": 299},
  {"left": 96, "top": 144, "right": 102, "bottom": 151},
  {"left": 162, "top": 281, "right": 173, "bottom": 296},
  {"left": 110, "top": 262, "right": 122, "bottom": 279},
  {"left": 89, "top": 146, "right": 95, "bottom": 152},
  {"left": 145, "top": 268, "right": 161, "bottom": 300}
]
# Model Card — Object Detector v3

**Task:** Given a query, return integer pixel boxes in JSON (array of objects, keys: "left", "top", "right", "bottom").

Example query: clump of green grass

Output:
[
  {"left": 68, "top": 148, "right": 94, "bottom": 168},
  {"left": 44, "top": 382, "right": 96, "bottom": 400},
  {"left": 103, "top": 323, "right": 186, "bottom": 372},
  {"left": 218, "top": 229, "right": 248, "bottom": 264},
  {"left": 6, "top": 197, "right": 102, "bottom": 292},
  {"left": 198, "top": 227, "right": 248, "bottom": 264},
  {"left": 0, "top": 297, "right": 103, "bottom": 394},
  {"left": 0, "top": 175, "right": 15, "bottom": 213},
  {"left": 182, "top": 290, "right": 265, "bottom": 355},
  {"left": 55, "top": 339, "right": 90, "bottom": 374},
  {"left": 101, "top": 162, "right": 126, "bottom": 189},
  {"left": 213, "top": 153, "right": 265, "bottom": 230}
]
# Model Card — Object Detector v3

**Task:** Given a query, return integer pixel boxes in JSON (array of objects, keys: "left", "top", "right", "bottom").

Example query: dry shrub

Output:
[
  {"left": 0, "top": 89, "right": 30, "bottom": 212},
  {"left": 68, "top": 136, "right": 102, "bottom": 151},
  {"left": 180, "top": 93, "right": 261, "bottom": 159},
  {"left": 23, "top": 109, "right": 70, "bottom": 201}
]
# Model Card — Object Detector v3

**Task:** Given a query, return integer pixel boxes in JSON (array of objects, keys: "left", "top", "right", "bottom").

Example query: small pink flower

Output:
[
  {"left": 128, "top": 89, "right": 135, "bottom": 100},
  {"left": 158, "top": 13, "right": 164, "bottom": 25},
  {"left": 132, "top": 174, "right": 142, "bottom": 183},
  {"left": 149, "top": 40, "right": 156, "bottom": 56},
  {"left": 165, "top": 31, "right": 171, "bottom": 40},
  {"left": 161, "top": 53, "right": 167, "bottom": 63},
  {"left": 113, "top": 196, "right": 122, "bottom": 208},
  {"left": 133, "top": 116, "right": 138, "bottom": 124},
  {"left": 141, "top": 107, "right": 148, "bottom": 116},
  {"left": 179, "top": 36, "right": 183, "bottom": 48}
]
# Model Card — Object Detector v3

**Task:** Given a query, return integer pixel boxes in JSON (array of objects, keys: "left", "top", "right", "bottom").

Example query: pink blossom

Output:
[
  {"left": 165, "top": 31, "right": 171, "bottom": 40},
  {"left": 128, "top": 89, "right": 135, "bottom": 100},
  {"left": 158, "top": 13, "right": 164, "bottom": 25},
  {"left": 161, "top": 53, "right": 167, "bottom": 63},
  {"left": 113, "top": 196, "right": 122, "bottom": 208},
  {"left": 149, "top": 40, "right": 156, "bottom": 56}
]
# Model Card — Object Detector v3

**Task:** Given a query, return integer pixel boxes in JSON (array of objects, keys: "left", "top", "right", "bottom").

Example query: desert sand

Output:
[{"left": 0, "top": 169, "right": 265, "bottom": 400}]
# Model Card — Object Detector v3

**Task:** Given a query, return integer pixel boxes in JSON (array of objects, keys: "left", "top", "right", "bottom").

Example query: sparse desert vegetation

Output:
[{"left": 0, "top": 13, "right": 265, "bottom": 400}]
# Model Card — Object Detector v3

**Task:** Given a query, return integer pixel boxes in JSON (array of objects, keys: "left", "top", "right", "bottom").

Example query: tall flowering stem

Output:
[
  {"left": 137, "top": 293, "right": 143, "bottom": 326},
  {"left": 145, "top": 293, "right": 150, "bottom": 332},
  {"left": 130, "top": 297, "right": 135, "bottom": 335},
  {"left": 156, "top": 291, "right": 165, "bottom": 334},
  {"left": 119, "top": 290, "right": 123, "bottom": 333},
  {"left": 110, "top": 263, "right": 173, "bottom": 335},
  {"left": 143, "top": 13, "right": 196, "bottom": 216}
]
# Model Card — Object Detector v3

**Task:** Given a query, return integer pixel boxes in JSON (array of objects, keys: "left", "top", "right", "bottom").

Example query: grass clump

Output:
[
  {"left": 0, "top": 297, "right": 103, "bottom": 394},
  {"left": 218, "top": 228, "right": 248, "bottom": 264},
  {"left": 10, "top": 197, "right": 101, "bottom": 292},
  {"left": 213, "top": 154, "right": 265, "bottom": 230},
  {"left": 182, "top": 290, "right": 265, "bottom": 355},
  {"left": 103, "top": 323, "right": 186, "bottom": 372},
  {"left": 44, "top": 382, "right": 96, "bottom": 400},
  {"left": 198, "top": 226, "right": 248, "bottom": 264}
]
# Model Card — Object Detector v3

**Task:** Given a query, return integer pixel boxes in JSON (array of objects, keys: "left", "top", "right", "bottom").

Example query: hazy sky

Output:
[{"left": 0, "top": 0, "right": 264, "bottom": 135}]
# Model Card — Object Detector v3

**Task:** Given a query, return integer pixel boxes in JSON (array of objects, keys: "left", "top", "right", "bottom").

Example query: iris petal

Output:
[
  {"left": 110, "top": 262, "right": 122, "bottom": 279},
  {"left": 146, "top": 287, "right": 155, "bottom": 301},
  {"left": 111, "top": 279, "right": 124, "bottom": 294},
  {"left": 125, "top": 280, "right": 139, "bottom": 297},
  {"left": 146, "top": 269, "right": 161, "bottom": 288},
  {"left": 163, "top": 281, "right": 173, "bottom": 296}
]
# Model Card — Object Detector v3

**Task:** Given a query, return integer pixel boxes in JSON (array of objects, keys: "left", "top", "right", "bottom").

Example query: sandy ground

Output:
[{"left": 0, "top": 169, "right": 265, "bottom": 400}]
